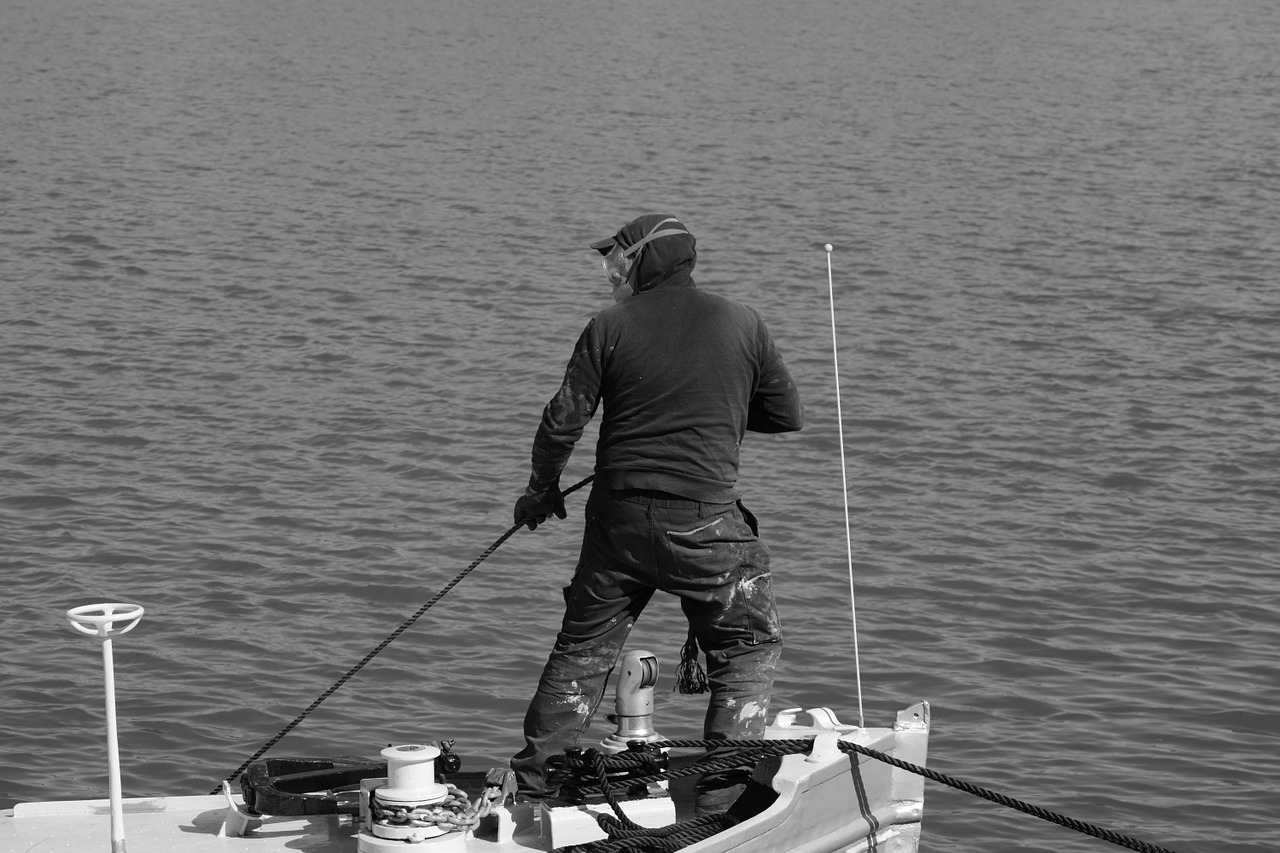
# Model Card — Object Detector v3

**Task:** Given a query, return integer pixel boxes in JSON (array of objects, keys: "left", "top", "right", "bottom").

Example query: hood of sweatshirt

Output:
[{"left": 590, "top": 213, "right": 697, "bottom": 292}]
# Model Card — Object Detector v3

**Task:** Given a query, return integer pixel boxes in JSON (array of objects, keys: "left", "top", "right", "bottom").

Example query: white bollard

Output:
[{"left": 67, "top": 603, "right": 145, "bottom": 853}]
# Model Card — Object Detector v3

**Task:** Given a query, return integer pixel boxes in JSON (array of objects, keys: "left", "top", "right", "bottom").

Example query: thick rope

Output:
[
  {"left": 579, "top": 813, "right": 730, "bottom": 853},
  {"left": 832, "top": 739, "right": 1183, "bottom": 853},
  {"left": 561, "top": 742, "right": 811, "bottom": 853},
  {"left": 209, "top": 475, "right": 595, "bottom": 794},
  {"left": 567, "top": 742, "right": 797, "bottom": 795},
  {"left": 562, "top": 738, "right": 1185, "bottom": 853}
]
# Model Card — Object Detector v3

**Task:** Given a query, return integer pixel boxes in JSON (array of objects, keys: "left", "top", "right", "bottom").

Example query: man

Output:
[{"left": 510, "top": 213, "right": 804, "bottom": 814}]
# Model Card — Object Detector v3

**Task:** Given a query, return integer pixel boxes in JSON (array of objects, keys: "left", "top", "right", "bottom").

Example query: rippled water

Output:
[{"left": 3, "top": 1, "right": 1278, "bottom": 851}]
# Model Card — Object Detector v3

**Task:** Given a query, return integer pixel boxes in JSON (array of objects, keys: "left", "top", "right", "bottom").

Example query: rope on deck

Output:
[{"left": 556, "top": 737, "right": 1186, "bottom": 853}]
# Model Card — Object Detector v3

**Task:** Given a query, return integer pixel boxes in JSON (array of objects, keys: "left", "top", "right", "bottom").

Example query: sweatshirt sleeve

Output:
[
  {"left": 746, "top": 319, "right": 804, "bottom": 434},
  {"left": 528, "top": 320, "right": 604, "bottom": 491}
]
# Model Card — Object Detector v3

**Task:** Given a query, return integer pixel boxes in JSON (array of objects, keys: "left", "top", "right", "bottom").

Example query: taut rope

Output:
[
  {"left": 209, "top": 475, "right": 595, "bottom": 793},
  {"left": 559, "top": 737, "right": 1186, "bottom": 853}
]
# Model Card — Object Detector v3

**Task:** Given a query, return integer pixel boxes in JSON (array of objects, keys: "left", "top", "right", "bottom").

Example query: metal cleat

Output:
[{"left": 484, "top": 768, "right": 518, "bottom": 809}]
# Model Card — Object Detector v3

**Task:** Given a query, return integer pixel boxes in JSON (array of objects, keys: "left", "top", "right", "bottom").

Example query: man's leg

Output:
[
  {"left": 510, "top": 610, "right": 642, "bottom": 798},
  {"left": 510, "top": 494, "right": 655, "bottom": 798},
  {"left": 665, "top": 501, "right": 783, "bottom": 815},
  {"left": 687, "top": 600, "right": 782, "bottom": 816},
  {"left": 697, "top": 569, "right": 783, "bottom": 741}
]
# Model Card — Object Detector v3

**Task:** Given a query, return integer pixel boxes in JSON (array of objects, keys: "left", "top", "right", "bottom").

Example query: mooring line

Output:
[
  {"left": 833, "top": 739, "right": 1185, "bottom": 853},
  {"left": 567, "top": 738, "right": 1185, "bottom": 853},
  {"left": 210, "top": 474, "right": 595, "bottom": 793}
]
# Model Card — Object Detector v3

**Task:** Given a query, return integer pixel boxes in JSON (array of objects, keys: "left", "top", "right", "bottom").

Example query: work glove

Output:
[{"left": 514, "top": 481, "right": 566, "bottom": 530}]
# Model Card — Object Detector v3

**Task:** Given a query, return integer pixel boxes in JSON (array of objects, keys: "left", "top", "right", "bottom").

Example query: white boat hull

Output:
[{"left": 0, "top": 703, "right": 929, "bottom": 853}]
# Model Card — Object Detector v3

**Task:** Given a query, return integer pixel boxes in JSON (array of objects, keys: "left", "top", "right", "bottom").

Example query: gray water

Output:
[{"left": 2, "top": 1, "right": 1278, "bottom": 851}]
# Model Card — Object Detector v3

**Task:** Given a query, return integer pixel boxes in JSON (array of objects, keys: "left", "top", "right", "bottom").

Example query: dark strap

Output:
[{"left": 621, "top": 217, "right": 691, "bottom": 258}]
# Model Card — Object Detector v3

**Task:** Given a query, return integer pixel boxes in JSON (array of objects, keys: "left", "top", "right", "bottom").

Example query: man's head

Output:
[{"left": 591, "top": 214, "right": 697, "bottom": 295}]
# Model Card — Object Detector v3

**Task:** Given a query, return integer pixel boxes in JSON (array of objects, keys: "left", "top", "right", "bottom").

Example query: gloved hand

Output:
[{"left": 514, "top": 481, "right": 566, "bottom": 530}]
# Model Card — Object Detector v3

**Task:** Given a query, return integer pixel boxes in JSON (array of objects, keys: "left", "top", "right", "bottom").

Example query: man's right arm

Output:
[{"left": 747, "top": 321, "right": 804, "bottom": 434}]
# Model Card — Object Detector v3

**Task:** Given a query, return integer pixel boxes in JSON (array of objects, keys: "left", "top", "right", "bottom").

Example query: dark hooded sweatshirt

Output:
[{"left": 529, "top": 215, "right": 804, "bottom": 502}]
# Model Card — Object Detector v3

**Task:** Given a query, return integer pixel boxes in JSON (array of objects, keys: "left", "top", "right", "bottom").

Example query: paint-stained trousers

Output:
[{"left": 511, "top": 486, "right": 783, "bottom": 815}]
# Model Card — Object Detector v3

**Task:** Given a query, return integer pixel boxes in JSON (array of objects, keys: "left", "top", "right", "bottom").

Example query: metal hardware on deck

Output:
[
  {"left": 240, "top": 756, "right": 386, "bottom": 815},
  {"left": 600, "top": 650, "right": 665, "bottom": 753}
]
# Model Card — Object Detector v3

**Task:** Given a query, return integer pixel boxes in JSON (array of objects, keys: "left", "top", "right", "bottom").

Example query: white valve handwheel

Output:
[{"left": 66, "top": 603, "right": 145, "bottom": 638}]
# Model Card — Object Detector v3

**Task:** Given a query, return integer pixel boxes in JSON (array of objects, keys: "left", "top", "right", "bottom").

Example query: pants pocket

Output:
[
  {"left": 664, "top": 509, "right": 756, "bottom": 580},
  {"left": 736, "top": 500, "right": 759, "bottom": 536}
]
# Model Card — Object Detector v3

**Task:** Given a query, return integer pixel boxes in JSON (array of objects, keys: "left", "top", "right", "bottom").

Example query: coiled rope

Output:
[
  {"left": 209, "top": 474, "right": 595, "bottom": 793},
  {"left": 560, "top": 738, "right": 1185, "bottom": 853}
]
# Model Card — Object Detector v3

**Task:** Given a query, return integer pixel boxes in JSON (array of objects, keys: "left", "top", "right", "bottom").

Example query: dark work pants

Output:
[{"left": 510, "top": 486, "right": 783, "bottom": 814}]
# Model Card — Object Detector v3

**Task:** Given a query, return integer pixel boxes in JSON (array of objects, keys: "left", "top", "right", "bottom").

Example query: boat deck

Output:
[
  {"left": 1, "top": 791, "right": 547, "bottom": 853},
  {"left": 1, "top": 704, "right": 930, "bottom": 853},
  {"left": 4, "top": 793, "right": 336, "bottom": 852}
]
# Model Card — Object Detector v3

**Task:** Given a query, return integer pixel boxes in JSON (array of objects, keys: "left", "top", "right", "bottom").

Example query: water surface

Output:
[{"left": 2, "top": 2, "right": 1277, "bottom": 851}]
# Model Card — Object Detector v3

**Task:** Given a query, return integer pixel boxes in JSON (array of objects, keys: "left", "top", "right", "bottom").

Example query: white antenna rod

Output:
[{"left": 825, "top": 243, "right": 864, "bottom": 727}]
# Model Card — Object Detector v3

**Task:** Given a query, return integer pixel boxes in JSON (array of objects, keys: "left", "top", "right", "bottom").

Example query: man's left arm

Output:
[
  {"left": 515, "top": 323, "right": 604, "bottom": 529},
  {"left": 528, "top": 324, "right": 604, "bottom": 489}
]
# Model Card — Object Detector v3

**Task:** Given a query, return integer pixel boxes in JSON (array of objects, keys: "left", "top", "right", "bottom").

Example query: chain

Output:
[{"left": 370, "top": 781, "right": 507, "bottom": 834}]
